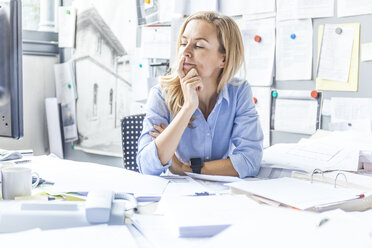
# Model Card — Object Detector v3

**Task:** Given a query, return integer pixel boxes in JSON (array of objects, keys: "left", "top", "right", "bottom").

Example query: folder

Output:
[
  {"left": 226, "top": 177, "right": 365, "bottom": 212},
  {"left": 291, "top": 170, "right": 372, "bottom": 211}
]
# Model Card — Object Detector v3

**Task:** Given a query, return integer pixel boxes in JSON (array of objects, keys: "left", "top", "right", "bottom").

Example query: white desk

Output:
[{"left": 1, "top": 156, "right": 372, "bottom": 248}]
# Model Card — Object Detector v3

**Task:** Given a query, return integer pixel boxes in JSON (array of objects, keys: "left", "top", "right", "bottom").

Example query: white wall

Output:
[{"left": 0, "top": 55, "right": 58, "bottom": 155}]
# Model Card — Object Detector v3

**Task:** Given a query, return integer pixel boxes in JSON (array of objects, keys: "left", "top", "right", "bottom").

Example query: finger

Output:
[
  {"left": 160, "top": 124, "right": 166, "bottom": 129},
  {"left": 177, "top": 56, "right": 186, "bottom": 78},
  {"left": 149, "top": 131, "right": 159, "bottom": 138},
  {"left": 153, "top": 125, "right": 164, "bottom": 132},
  {"left": 182, "top": 76, "right": 202, "bottom": 86},
  {"left": 186, "top": 81, "right": 203, "bottom": 91},
  {"left": 183, "top": 68, "right": 199, "bottom": 80}
]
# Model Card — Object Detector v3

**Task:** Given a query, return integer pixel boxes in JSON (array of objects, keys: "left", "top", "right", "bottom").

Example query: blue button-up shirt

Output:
[{"left": 136, "top": 79, "right": 263, "bottom": 178}]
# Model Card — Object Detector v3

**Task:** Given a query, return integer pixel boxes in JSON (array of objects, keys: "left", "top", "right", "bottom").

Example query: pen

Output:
[{"left": 14, "top": 159, "right": 32, "bottom": 164}]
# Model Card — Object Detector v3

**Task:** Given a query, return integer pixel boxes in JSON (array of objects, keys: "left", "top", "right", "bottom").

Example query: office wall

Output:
[
  {"left": 0, "top": 55, "right": 58, "bottom": 155},
  {"left": 272, "top": 13, "right": 372, "bottom": 144}
]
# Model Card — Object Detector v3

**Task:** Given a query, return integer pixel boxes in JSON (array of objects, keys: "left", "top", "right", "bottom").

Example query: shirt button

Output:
[
  {"left": 207, "top": 133, "right": 210, "bottom": 136},
  {"left": 206, "top": 156, "right": 210, "bottom": 160}
]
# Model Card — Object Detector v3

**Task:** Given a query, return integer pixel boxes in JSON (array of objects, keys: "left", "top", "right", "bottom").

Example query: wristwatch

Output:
[{"left": 190, "top": 158, "right": 203, "bottom": 174}]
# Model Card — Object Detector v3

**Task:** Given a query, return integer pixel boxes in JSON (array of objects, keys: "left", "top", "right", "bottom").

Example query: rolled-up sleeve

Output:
[
  {"left": 229, "top": 83, "right": 263, "bottom": 178},
  {"left": 136, "top": 86, "right": 172, "bottom": 175}
]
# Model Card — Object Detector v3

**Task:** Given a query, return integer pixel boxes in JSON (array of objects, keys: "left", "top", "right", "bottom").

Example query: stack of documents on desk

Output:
[
  {"left": 261, "top": 131, "right": 372, "bottom": 172},
  {"left": 227, "top": 177, "right": 365, "bottom": 211},
  {"left": 162, "top": 194, "right": 259, "bottom": 237},
  {"left": 26, "top": 156, "right": 169, "bottom": 201}
]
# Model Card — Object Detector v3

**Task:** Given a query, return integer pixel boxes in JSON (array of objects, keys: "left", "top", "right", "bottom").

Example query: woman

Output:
[{"left": 136, "top": 11, "right": 263, "bottom": 178}]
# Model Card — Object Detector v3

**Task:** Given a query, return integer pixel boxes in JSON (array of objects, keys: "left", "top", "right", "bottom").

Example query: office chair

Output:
[{"left": 121, "top": 114, "right": 146, "bottom": 172}]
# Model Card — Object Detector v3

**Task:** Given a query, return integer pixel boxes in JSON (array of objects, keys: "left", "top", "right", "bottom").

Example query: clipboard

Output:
[{"left": 316, "top": 23, "right": 360, "bottom": 91}]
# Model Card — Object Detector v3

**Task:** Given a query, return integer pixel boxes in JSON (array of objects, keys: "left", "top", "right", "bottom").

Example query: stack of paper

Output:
[
  {"left": 162, "top": 195, "right": 259, "bottom": 237},
  {"left": 227, "top": 177, "right": 364, "bottom": 211}
]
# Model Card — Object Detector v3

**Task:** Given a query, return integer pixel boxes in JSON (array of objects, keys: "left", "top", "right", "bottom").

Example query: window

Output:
[
  {"left": 109, "top": 88, "right": 113, "bottom": 115},
  {"left": 93, "top": 83, "right": 98, "bottom": 117},
  {"left": 96, "top": 36, "right": 102, "bottom": 55}
]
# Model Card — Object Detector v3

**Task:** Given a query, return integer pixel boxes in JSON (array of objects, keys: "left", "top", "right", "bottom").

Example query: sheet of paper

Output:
[
  {"left": 226, "top": 177, "right": 363, "bottom": 210},
  {"left": 251, "top": 87, "right": 271, "bottom": 148},
  {"left": 274, "top": 98, "right": 318, "bottom": 134},
  {"left": 330, "top": 97, "right": 372, "bottom": 122},
  {"left": 275, "top": 19, "right": 312, "bottom": 81},
  {"left": 141, "top": 26, "right": 171, "bottom": 59},
  {"left": 0, "top": 225, "right": 137, "bottom": 248},
  {"left": 131, "top": 214, "right": 210, "bottom": 248},
  {"left": 219, "top": 0, "right": 275, "bottom": 16},
  {"left": 239, "top": 18, "right": 275, "bottom": 86},
  {"left": 337, "top": 0, "right": 372, "bottom": 17},
  {"left": 276, "top": 0, "right": 334, "bottom": 21},
  {"left": 361, "top": 42, "right": 372, "bottom": 61},
  {"left": 317, "top": 24, "right": 355, "bottom": 82},
  {"left": 207, "top": 207, "right": 372, "bottom": 248},
  {"left": 316, "top": 23, "right": 360, "bottom": 91},
  {"left": 163, "top": 195, "right": 259, "bottom": 237},
  {"left": 174, "top": 0, "right": 218, "bottom": 16},
  {"left": 26, "top": 156, "right": 169, "bottom": 198},
  {"left": 58, "top": 7, "right": 76, "bottom": 48},
  {"left": 261, "top": 132, "right": 362, "bottom": 172},
  {"left": 329, "top": 97, "right": 372, "bottom": 134},
  {"left": 184, "top": 172, "right": 242, "bottom": 183}
]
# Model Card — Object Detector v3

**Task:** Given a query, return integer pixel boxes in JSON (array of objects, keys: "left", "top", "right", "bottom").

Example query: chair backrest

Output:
[{"left": 121, "top": 114, "right": 146, "bottom": 172}]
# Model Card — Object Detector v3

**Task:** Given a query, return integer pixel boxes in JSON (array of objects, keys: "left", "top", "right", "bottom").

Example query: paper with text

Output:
[{"left": 276, "top": 19, "right": 312, "bottom": 81}]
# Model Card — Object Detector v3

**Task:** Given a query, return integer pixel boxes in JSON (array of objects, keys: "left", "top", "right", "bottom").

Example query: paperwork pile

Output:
[
  {"left": 262, "top": 131, "right": 372, "bottom": 172},
  {"left": 227, "top": 177, "right": 364, "bottom": 211},
  {"left": 161, "top": 195, "right": 259, "bottom": 237}
]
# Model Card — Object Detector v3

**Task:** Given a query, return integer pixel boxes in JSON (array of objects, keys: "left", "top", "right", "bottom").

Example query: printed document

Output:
[{"left": 277, "top": 0, "right": 334, "bottom": 21}]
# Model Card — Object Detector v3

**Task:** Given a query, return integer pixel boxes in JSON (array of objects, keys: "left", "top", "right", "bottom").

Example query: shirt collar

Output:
[{"left": 216, "top": 83, "right": 230, "bottom": 105}]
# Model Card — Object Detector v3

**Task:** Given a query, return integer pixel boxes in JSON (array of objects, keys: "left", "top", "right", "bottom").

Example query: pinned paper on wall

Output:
[
  {"left": 275, "top": 19, "right": 313, "bottom": 81},
  {"left": 276, "top": 0, "right": 334, "bottom": 21},
  {"left": 317, "top": 24, "right": 355, "bottom": 82},
  {"left": 271, "top": 90, "right": 321, "bottom": 135},
  {"left": 219, "top": 0, "right": 276, "bottom": 16},
  {"left": 361, "top": 42, "right": 372, "bottom": 61},
  {"left": 251, "top": 87, "right": 272, "bottom": 148},
  {"left": 337, "top": 0, "right": 372, "bottom": 17},
  {"left": 239, "top": 18, "right": 275, "bottom": 86},
  {"left": 141, "top": 25, "right": 171, "bottom": 59},
  {"left": 58, "top": 7, "right": 76, "bottom": 48},
  {"left": 316, "top": 23, "right": 360, "bottom": 92},
  {"left": 173, "top": 0, "right": 218, "bottom": 16}
]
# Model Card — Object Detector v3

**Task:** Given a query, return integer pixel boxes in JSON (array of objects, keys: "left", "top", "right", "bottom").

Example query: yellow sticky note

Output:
[{"left": 316, "top": 23, "right": 360, "bottom": 92}]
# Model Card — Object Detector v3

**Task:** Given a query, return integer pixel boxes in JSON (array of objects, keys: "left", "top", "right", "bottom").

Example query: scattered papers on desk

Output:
[
  {"left": 26, "top": 156, "right": 169, "bottom": 200},
  {"left": 131, "top": 214, "right": 210, "bottom": 248},
  {"left": 206, "top": 208, "right": 372, "bottom": 248},
  {"left": 0, "top": 149, "right": 22, "bottom": 161},
  {"left": 0, "top": 225, "right": 137, "bottom": 248},
  {"left": 262, "top": 142, "right": 359, "bottom": 172},
  {"left": 162, "top": 195, "right": 259, "bottom": 237},
  {"left": 226, "top": 177, "right": 364, "bottom": 211},
  {"left": 185, "top": 172, "right": 242, "bottom": 183}
]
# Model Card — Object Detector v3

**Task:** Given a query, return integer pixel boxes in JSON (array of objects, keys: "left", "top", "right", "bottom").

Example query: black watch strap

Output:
[{"left": 190, "top": 158, "right": 203, "bottom": 174}]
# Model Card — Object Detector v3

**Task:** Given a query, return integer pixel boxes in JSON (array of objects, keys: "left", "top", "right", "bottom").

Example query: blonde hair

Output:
[{"left": 160, "top": 11, "right": 245, "bottom": 124}]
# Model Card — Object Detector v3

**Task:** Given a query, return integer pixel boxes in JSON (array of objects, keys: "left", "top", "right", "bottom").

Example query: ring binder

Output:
[
  {"left": 334, "top": 172, "right": 348, "bottom": 188},
  {"left": 310, "top": 168, "right": 324, "bottom": 183}
]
